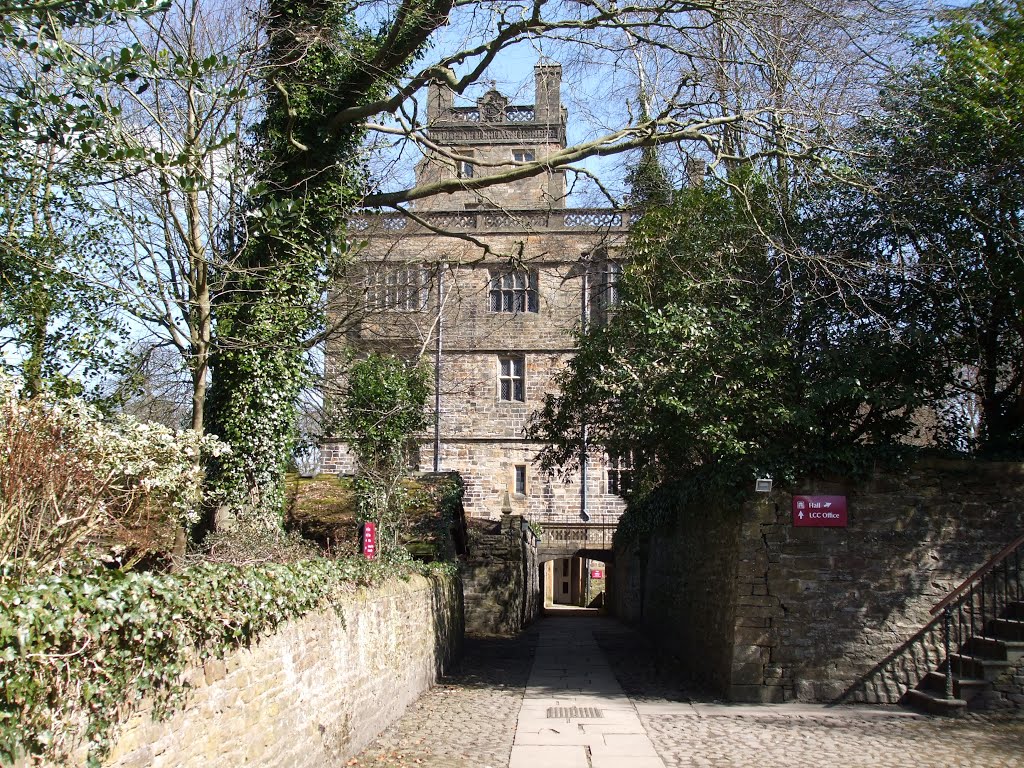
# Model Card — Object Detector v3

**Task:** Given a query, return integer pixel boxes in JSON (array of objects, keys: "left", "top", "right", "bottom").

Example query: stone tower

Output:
[
  {"left": 323, "top": 63, "right": 634, "bottom": 527},
  {"left": 415, "top": 63, "right": 567, "bottom": 211}
]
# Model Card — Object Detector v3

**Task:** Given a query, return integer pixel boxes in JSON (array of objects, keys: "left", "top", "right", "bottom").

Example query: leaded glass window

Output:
[
  {"left": 365, "top": 266, "right": 429, "bottom": 311},
  {"left": 498, "top": 356, "right": 525, "bottom": 402},
  {"left": 489, "top": 270, "right": 538, "bottom": 313}
]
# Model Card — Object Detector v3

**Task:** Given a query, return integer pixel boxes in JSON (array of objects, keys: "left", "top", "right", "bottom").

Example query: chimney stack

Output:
[
  {"left": 533, "top": 62, "right": 562, "bottom": 123},
  {"left": 427, "top": 76, "right": 454, "bottom": 123}
]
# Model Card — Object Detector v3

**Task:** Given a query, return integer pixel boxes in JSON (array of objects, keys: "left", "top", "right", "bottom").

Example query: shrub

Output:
[{"left": 0, "top": 373, "right": 227, "bottom": 573}]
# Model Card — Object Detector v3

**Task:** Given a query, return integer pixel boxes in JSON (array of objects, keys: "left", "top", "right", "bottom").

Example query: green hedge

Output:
[{"left": 0, "top": 557, "right": 451, "bottom": 766}]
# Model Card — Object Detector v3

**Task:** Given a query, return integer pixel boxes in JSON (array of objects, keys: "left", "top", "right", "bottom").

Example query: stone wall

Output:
[
  {"left": 742, "top": 461, "right": 1024, "bottom": 705},
  {"left": 37, "top": 574, "right": 463, "bottom": 768},
  {"left": 460, "top": 514, "right": 540, "bottom": 635},
  {"left": 320, "top": 435, "right": 627, "bottom": 523},
  {"left": 612, "top": 498, "right": 743, "bottom": 694},
  {"left": 614, "top": 461, "right": 1024, "bottom": 706}
]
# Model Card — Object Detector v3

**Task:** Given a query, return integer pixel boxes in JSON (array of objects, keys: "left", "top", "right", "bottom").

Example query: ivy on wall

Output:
[{"left": 0, "top": 558, "right": 454, "bottom": 766}]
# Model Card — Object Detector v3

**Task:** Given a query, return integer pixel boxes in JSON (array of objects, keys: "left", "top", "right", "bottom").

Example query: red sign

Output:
[
  {"left": 362, "top": 521, "right": 377, "bottom": 559},
  {"left": 792, "top": 496, "right": 848, "bottom": 527},
  {"left": 590, "top": 569, "right": 604, "bottom": 579}
]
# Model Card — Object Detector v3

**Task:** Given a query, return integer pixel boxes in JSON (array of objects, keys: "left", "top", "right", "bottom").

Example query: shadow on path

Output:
[
  {"left": 347, "top": 630, "right": 539, "bottom": 768},
  {"left": 348, "top": 615, "right": 1024, "bottom": 768},
  {"left": 591, "top": 620, "right": 699, "bottom": 704}
]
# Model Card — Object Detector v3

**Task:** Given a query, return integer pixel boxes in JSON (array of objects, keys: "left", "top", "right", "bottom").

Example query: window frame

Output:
[
  {"left": 456, "top": 149, "right": 476, "bottom": 180},
  {"left": 591, "top": 260, "right": 622, "bottom": 311},
  {"left": 514, "top": 465, "right": 527, "bottom": 495},
  {"left": 488, "top": 270, "right": 539, "bottom": 314},
  {"left": 497, "top": 356, "right": 526, "bottom": 402},
  {"left": 364, "top": 265, "right": 430, "bottom": 312},
  {"left": 607, "top": 451, "right": 633, "bottom": 495},
  {"left": 513, "top": 149, "right": 535, "bottom": 163}
]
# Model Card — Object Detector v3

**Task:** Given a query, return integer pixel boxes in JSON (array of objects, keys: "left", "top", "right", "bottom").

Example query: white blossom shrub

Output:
[{"left": 0, "top": 372, "right": 228, "bottom": 572}]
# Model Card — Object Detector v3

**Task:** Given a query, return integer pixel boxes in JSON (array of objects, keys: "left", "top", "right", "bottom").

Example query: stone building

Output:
[{"left": 322, "top": 63, "right": 633, "bottom": 604}]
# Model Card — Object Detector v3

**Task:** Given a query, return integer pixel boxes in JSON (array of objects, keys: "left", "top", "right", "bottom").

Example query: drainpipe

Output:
[
  {"left": 433, "top": 263, "right": 445, "bottom": 472},
  {"left": 580, "top": 254, "right": 590, "bottom": 522}
]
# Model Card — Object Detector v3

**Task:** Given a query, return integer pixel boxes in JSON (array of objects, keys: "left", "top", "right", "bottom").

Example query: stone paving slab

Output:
[
  {"left": 589, "top": 757, "right": 667, "bottom": 768},
  {"left": 514, "top": 728, "right": 601, "bottom": 746},
  {"left": 580, "top": 722, "right": 649, "bottom": 735},
  {"left": 508, "top": 744, "right": 588, "bottom": 768},
  {"left": 512, "top": 618, "right": 668, "bottom": 768}
]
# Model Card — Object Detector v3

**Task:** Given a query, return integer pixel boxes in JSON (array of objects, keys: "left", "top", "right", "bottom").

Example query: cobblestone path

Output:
[
  {"left": 347, "top": 632, "right": 538, "bottom": 768},
  {"left": 348, "top": 616, "right": 1024, "bottom": 768}
]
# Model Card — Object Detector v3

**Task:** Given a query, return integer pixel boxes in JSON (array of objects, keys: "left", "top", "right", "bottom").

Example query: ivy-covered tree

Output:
[{"left": 203, "top": 0, "right": 379, "bottom": 528}]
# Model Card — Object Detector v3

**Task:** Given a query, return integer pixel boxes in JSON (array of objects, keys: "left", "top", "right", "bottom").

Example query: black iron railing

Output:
[{"left": 930, "top": 532, "right": 1024, "bottom": 699}]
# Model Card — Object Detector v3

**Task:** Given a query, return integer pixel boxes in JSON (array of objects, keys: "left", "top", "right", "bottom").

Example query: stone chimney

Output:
[
  {"left": 686, "top": 157, "right": 707, "bottom": 187},
  {"left": 533, "top": 62, "right": 562, "bottom": 123},
  {"left": 427, "top": 77, "right": 454, "bottom": 123}
]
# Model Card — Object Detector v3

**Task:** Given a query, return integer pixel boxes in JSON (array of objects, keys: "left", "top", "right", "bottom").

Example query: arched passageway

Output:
[
  {"left": 541, "top": 550, "right": 613, "bottom": 609},
  {"left": 536, "top": 515, "right": 618, "bottom": 612}
]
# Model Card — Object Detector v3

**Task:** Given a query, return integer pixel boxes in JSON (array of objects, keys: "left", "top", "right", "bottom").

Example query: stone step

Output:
[
  {"left": 1006, "top": 601, "right": 1024, "bottom": 621},
  {"left": 920, "top": 670, "right": 991, "bottom": 702},
  {"left": 964, "top": 635, "right": 1024, "bottom": 662},
  {"left": 901, "top": 688, "right": 967, "bottom": 717},
  {"left": 988, "top": 617, "right": 1024, "bottom": 641},
  {"left": 946, "top": 653, "right": 1014, "bottom": 681}
]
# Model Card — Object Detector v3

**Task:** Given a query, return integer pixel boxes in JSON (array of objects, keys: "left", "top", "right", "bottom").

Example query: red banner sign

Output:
[
  {"left": 792, "top": 496, "right": 848, "bottom": 527},
  {"left": 362, "top": 521, "right": 377, "bottom": 559},
  {"left": 590, "top": 569, "right": 604, "bottom": 579}
]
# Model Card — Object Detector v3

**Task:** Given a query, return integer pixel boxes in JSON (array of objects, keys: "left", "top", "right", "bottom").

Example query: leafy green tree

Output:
[
  {"left": 336, "top": 353, "right": 429, "bottom": 557},
  {"left": 626, "top": 144, "right": 674, "bottom": 209},
  {"left": 0, "top": 0, "right": 167, "bottom": 152},
  {"left": 0, "top": 135, "right": 131, "bottom": 399},
  {"left": 859, "top": 0, "right": 1024, "bottom": 455},
  {"left": 0, "top": 0, "right": 168, "bottom": 398},
  {"left": 531, "top": 177, "right": 938, "bottom": 494}
]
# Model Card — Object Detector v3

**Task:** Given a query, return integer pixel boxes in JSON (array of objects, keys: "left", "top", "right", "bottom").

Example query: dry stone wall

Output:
[
  {"left": 614, "top": 460, "right": 1024, "bottom": 707},
  {"left": 39, "top": 574, "right": 462, "bottom": 768}
]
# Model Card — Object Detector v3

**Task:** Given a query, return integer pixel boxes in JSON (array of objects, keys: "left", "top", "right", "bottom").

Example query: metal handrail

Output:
[
  {"left": 931, "top": 531, "right": 1024, "bottom": 616},
  {"left": 927, "top": 532, "right": 1024, "bottom": 700}
]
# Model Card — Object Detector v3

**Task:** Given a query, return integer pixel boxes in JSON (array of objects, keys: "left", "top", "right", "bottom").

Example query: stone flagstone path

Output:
[{"left": 511, "top": 620, "right": 665, "bottom": 768}]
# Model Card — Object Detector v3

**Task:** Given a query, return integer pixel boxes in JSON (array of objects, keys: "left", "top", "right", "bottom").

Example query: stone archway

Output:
[
  {"left": 536, "top": 519, "right": 617, "bottom": 611},
  {"left": 539, "top": 547, "right": 614, "bottom": 609}
]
